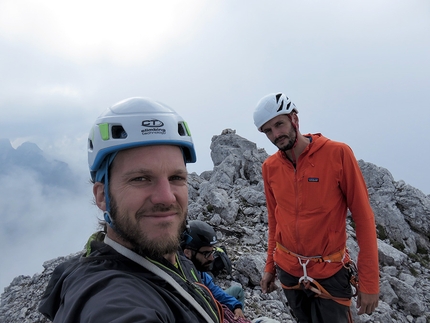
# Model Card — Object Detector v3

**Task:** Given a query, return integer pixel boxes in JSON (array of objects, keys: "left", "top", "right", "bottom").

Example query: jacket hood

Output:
[{"left": 305, "top": 133, "right": 329, "bottom": 156}]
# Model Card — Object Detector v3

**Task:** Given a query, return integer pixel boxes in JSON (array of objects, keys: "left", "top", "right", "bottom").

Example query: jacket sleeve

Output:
[
  {"left": 201, "top": 272, "right": 242, "bottom": 311},
  {"left": 339, "top": 145, "right": 379, "bottom": 295},
  {"left": 262, "top": 161, "right": 277, "bottom": 275}
]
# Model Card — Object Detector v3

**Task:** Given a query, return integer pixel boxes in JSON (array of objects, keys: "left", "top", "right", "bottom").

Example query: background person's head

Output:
[
  {"left": 181, "top": 220, "right": 218, "bottom": 271},
  {"left": 253, "top": 92, "right": 300, "bottom": 151},
  {"left": 88, "top": 97, "right": 196, "bottom": 258}
]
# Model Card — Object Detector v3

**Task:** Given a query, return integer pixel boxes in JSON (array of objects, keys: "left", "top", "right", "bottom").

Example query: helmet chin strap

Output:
[
  {"left": 104, "top": 211, "right": 114, "bottom": 228},
  {"left": 95, "top": 152, "right": 118, "bottom": 230},
  {"left": 180, "top": 220, "right": 193, "bottom": 246},
  {"left": 287, "top": 114, "right": 300, "bottom": 164}
]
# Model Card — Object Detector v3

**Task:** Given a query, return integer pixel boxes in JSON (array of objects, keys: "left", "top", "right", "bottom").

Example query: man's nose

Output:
[{"left": 150, "top": 179, "right": 176, "bottom": 205}]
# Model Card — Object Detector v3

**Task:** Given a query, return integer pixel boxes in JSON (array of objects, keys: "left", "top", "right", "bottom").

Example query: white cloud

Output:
[
  {"left": 0, "top": 0, "right": 220, "bottom": 64},
  {"left": 0, "top": 167, "right": 99, "bottom": 291},
  {"left": 34, "top": 85, "right": 81, "bottom": 98}
]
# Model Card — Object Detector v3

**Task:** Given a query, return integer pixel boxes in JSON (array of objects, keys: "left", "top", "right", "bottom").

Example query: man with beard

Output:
[
  {"left": 181, "top": 220, "right": 245, "bottom": 320},
  {"left": 253, "top": 93, "right": 379, "bottom": 322},
  {"left": 39, "top": 97, "right": 222, "bottom": 323}
]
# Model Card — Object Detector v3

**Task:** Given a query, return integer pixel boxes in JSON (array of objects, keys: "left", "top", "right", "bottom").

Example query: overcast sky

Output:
[{"left": 1, "top": 0, "right": 429, "bottom": 291}]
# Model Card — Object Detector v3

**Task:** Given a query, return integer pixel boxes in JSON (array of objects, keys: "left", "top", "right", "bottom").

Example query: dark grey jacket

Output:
[{"left": 38, "top": 241, "right": 221, "bottom": 323}]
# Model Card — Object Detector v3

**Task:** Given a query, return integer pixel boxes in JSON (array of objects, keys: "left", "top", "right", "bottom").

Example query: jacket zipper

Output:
[{"left": 294, "top": 163, "right": 301, "bottom": 255}]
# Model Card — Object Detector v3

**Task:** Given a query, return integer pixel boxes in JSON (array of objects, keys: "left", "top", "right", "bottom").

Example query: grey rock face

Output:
[
  {"left": 1, "top": 129, "right": 429, "bottom": 322},
  {"left": 359, "top": 160, "right": 430, "bottom": 255}
]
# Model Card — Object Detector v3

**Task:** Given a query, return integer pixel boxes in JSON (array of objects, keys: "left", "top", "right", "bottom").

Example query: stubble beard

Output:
[
  {"left": 277, "top": 138, "right": 295, "bottom": 151},
  {"left": 274, "top": 129, "right": 296, "bottom": 152},
  {"left": 191, "top": 253, "right": 212, "bottom": 272},
  {"left": 109, "top": 195, "right": 187, "bottom": 259}
]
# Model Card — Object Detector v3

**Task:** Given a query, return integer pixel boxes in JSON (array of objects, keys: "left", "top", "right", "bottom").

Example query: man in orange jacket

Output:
[{"left": 253, "top": 93, "right": 379, "bottom": 322}]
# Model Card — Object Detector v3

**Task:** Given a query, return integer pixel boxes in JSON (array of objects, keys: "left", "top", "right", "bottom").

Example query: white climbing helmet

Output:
[
  {"left": 88, "top": 97, "right": 196, "bottom": 181},
  {"left": 253, "top": 92, "right": 298, "bottom": 132}
]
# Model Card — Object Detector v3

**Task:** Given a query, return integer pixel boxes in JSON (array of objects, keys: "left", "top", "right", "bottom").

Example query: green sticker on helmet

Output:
[
  {"left": 99, "top": 123, "right": 110, "bottom": 141},
  {"left": 183, "top": 121, "right": 191, "bottom": 136}
]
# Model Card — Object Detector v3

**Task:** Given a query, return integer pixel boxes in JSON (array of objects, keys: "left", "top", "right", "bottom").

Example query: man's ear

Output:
[
  {"left": 291, "top": 112, "right": 299, "bottom": 128},
  {"left": 93, "top": 182, "right": 106, "bottom": 211},
  {"left": 183, "top": 248, "right": 192, "bottom": 259}
]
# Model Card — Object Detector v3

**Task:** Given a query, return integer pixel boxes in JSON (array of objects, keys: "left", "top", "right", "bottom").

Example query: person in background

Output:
[
  {"left": 39, "top": 97, "right": 222, "bottom": 323},
  {"left": 181, "top": 220, "right": 245, "bottom": 320},
  {"left": 253, "top": 92, "right": 379, "bottom": 322}
]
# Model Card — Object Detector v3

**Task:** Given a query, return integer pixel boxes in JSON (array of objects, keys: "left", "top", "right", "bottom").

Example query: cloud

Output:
[
  {"left": 0, "top": 167, "right": 99, "bottom": 291},
  {"left": 0, "top": 0, "right": 429, "bottom": 198},
  {"left": 0, "top": 0, "right": 220, "bottom": 65}
]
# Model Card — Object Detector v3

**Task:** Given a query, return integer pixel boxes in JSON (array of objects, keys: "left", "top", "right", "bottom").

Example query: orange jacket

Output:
[{"left": 263, "top": 133, "right": 379, "bottom": 294}]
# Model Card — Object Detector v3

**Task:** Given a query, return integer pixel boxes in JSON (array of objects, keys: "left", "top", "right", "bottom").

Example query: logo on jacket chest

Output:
[{"left": 308, "top": 177, "right": 319, "bottom": 182}]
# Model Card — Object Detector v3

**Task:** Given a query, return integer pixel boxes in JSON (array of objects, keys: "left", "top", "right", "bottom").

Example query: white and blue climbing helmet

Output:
[
  {"left": 87, "top": 97, "right": 196, "bottom": 228},
  {"left": 253, "top": 92, "right": 299, "bottom": 132},
  {"left": 88, "top": 97, "right": 196, "bottom": 182}
]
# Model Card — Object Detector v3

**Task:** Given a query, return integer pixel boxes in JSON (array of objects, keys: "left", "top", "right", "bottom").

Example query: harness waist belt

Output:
[{"left": 276, "top": 242, "right": 347, "bottom": 263}]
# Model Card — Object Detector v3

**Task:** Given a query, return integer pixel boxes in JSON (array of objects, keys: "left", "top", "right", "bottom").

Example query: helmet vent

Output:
[
  {"left": 275, "top": 93, "right": 282, "bottom": 103},
  {"left": 112, "top": 125, "right": 128, "bottom": 139},
  {"left": 178, "top": 123, "right": 186, "bottom": 136},
  {"left": 277, "top": 101, "right": 284, "bottom": 112}
]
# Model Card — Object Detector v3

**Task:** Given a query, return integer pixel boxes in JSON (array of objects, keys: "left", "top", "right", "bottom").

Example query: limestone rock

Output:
[{"left": 2, "top": 129, "right": 429, "bottom": 323}]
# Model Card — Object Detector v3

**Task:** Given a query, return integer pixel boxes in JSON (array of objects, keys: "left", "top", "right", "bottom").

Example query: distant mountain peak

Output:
[
  {"left": 16, "top": 142, "right": 43, "bottom": 154},
  {"left": 0, "top": 138, "right": 13, "bottom": 151},
  {"left": 0, "top": 138, "right": 78, "bottom": 192}
]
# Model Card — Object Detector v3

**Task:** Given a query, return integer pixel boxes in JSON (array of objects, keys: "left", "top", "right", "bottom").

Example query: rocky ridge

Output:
[
  {"left": 0, "top": 138, "right": 78, "bottom": 192},
  {"left": 1, "top": 129, "right": 429, "bottom": 323}
]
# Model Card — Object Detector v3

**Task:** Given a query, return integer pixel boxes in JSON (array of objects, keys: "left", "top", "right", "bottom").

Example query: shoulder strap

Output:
[{"left": 104, "top": 236, "right": 216, "bottom": 323}]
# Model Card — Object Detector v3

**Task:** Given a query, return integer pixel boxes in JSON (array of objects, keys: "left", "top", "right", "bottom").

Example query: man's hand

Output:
[
  {"left": 356, "top": 291, "right": 379, "bottom": 315},
  {"left": 233, "top": 308, "right": 245, "bottom": 319},
  {"left": 260, "top": 272, "right": 277, "bottom": 294}
]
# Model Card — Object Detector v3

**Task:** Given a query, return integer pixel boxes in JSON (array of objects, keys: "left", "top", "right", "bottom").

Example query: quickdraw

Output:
[{"left": 277, "top": 242, "right": 359, "bottom": 322}]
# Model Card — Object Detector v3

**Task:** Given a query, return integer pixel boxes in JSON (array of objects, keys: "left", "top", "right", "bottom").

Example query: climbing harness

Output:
[
  {"left": 277, "top": 242, "right": 359, "bottom": 322},
  {"left": 276, "top": 242, "right": 348, "bottom": 264}
]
